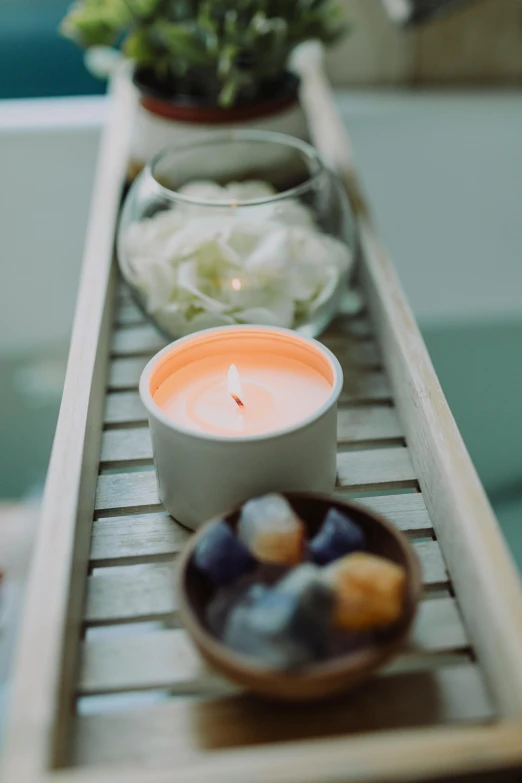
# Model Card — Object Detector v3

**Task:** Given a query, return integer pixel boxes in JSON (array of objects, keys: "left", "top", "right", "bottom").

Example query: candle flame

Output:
[{"left": 228, "top": 364, "right": 244, "bottom": 408}]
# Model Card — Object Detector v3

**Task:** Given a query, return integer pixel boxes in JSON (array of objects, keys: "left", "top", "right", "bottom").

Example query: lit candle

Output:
[
  {"left": 140, "top": 326, "right": 342, "bottom": 529},
  {"left": 153, "top": 356, "right": 332, "bottom": 437}
]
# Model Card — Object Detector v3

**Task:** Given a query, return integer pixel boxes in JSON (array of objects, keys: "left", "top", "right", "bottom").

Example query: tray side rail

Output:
[
  {"left": 0, "top": 69, "right": 136, "bottom": 782},
  {"left": 294, "top": 42, "right": 522, "bottom": 718}
]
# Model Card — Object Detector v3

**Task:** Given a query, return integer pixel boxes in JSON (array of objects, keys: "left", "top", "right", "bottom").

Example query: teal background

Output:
[
  {"left": 424, "top": 322, "right": 522, "bottom": 571},
  {"left": 0, "top": 353, "right": 64, "bottom": 498},
  {"left": 0, "top": 0, "right": 104, "bottom": 98}
]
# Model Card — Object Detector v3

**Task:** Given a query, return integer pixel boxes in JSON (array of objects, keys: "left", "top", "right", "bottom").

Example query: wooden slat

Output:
[
  {"left": 100, "top": 408, "right": 403, "bottom": 465},
  {"left": 114, "top": 296, "right": 373, "bottom": 338},
  {"left": 322, "top": 337, "right": 381, "bottom": 368},
  {"left": 89, "top": 494, "right": 433, "bottom": 567},
  {"left": 95, "top": 470, "right": 162, "bottom": 516},
  {"left": 95, "top": 449, "right": 417, "bottom": 514},
  {"left": 114, "top": 299, "right": 147, "bottom": 327},
  {"left": 325, "top": 313, "right": 373, "bottom": 340},
  {"left": 79, "top": 593, "right": 468, "bottom": 694},
  {"left": 111, "top": 324, "right": 167, "bottom": 357},
  {"left": 336, "top": 447, "right": 417, "bottom": 492},
  {"left": 339, "top": 369, "right": 392, "bottom": 405},
  {"left": 61, "top": 724, "right": 522, "bottom": 783},
  {"left": 104, "top": 381, "right": 394, "bottom": 427},
  {"left": 108, "top": 346, "right": 386, "bottom": 393},
  {"left": 84, "top": 549, "right": 448, "bottom": 627},
  {"left": 109, "top": 357, "right": 150, "bottom": 391},
  {"left": 104, "top": 391, "right": 147, "bottom": 426},
  {"left": 100, "top": 427, "right": 152, "bottom": 465},
  {"left": 117, "top": 283, "right": 133, "bottom": 300},
  {"left": 109, "top": 322, "right": 380, "bottom": 364},
  {"left": 355, "top": 493, "right": 432, "bottom": 535},
  {"left": 337, "top": 405, "right": 402, "bottom": 444},
  {"left": 85, "top": 563, "right": 177, "bottom": 625},
  {"left": 410, "top": 598, "right": 468, "bottom": 654},
  {"left": 90, "top": 512, "right": 188, "bottom": 566},
  {"left": 74, "top": 666, "right": 492, "bottom": 772},
  {"left": 87, "top": 541, "right": 447, "bottom": 620},
  {"left": 79, "top": 628, "right": 222, "bottom": 696}
]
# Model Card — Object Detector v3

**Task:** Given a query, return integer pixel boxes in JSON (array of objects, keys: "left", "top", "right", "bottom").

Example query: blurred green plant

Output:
[{"left": 61, "top": 0, "right": 347, "bottom": 107}]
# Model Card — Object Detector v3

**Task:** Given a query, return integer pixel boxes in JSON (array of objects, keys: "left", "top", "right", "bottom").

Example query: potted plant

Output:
[{"left": 61, "top": 0, "right": 347, "bottom": 174}]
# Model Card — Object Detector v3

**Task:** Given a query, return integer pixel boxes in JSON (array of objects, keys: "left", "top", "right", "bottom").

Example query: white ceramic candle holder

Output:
[{"left": 139, "top": 325, "right": 343, "bottom": 530}]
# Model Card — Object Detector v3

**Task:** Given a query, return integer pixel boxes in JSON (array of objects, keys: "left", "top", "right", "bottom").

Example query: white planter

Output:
[{"left": 129, "top": 96, "right": 308, "bottom": 175}]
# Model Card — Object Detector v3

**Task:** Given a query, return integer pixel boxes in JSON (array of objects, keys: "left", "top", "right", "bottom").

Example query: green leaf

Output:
[
  {"left": 124, "top": 30, "right": 158, "bottom": 63},
  {"left": 219, "top": 77, "right": 239, "bottom": 107},
  {"left": 61, "top": 0, "right": 350, "bottom": 106},
  {"left": 152, "top": 21, "right": 210, "bottom": 65},
  {"left": 61, "top": 11, "right": 118, "bottom": 47},
  {"left": 61, "top": 0, "right": 131, "bottom": 46},
  {"left": 217, "top": 43, "right": 236, "bottom": 79},
  {"left": 128, "top": 0, "right": 162, "bottom": 18}
]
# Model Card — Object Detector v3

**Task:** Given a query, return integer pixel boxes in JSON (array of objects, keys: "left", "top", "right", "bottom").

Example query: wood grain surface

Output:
[
  {"left": 73, "top": 663, "right": 493, "bottom": 768},
  {"left": 83, "top": 546, "right": 448, "bottom": 627},
  {"left": 89, "top": 492, "right": 433, "bottom": 567}
]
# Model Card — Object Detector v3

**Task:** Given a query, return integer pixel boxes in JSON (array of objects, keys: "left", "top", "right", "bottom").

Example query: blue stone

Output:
[
  {"left": 193, "top": 521, "right": 256, "bottom": 586},
  {"left": 223, "top": 568, "right": 333, "bottom": 668},
  {"left": 277, "top": 565, "right": 334, "bottom": 658},
  {"left": 309, "top": 508, "right": 366, "bottom": 565},
  {"left": 206, "top": 578, "right": 264, "bottom": 635}
]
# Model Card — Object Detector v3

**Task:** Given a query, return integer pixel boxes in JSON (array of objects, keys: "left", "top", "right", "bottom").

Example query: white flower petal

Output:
[
  {"left": 307, "top": 267, "right": 343, "bottom": 317},
  {"left": 219, "top": 272, "right": 261, "bottom": 309},
  {"left": 272, "top": 200, "right": 316, "bottom": 228},
  {"left": 187, "top": 311, "right": 236, "bottom": 331},
  {"left": 134, "top": 260, "right": 176, "bottom": 313},
  {"left": 226, "top": 221, "right": 268, "bottom": 255},
  {"left": 122, "top": 179, "right": 352, "bottom": 337},
  {"left": 214, "top": 237, "right": 242, "bottom": 267},
  {"left": 161, "top": 217, "right": 221, "bottom": 262},
  {"left": 225, "top": 180, "right": 276, "bottom": 200},
  {"left": 245, "top": 228, "right": 289, "bottom": 278},
  {"left": 177, "top": 260, "right": 230, "bottom": 314},
  {"left": 178, "top": 180, "right": 227, "bottom": 201},
  {"left": 148, "top": 209, "right": 186, "bottom": 236},
  {"left": 321, "top": 234, "right": 353, "bottom": 272},
  {"left": 236, "top": 297, "right": 294, "bottom": 329},
  {"left": 153, "top": 302, "right": 186, "bottom": 335}
]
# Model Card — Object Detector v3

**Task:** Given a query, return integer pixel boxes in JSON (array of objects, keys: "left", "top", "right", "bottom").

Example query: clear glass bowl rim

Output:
[{"left": 145, "top": 129, "right": 326, "bottom": 208}]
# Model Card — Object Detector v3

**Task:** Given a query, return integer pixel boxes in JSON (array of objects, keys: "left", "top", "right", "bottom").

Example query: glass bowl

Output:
[{"left": 117, "top": 130, "right": 356, "bottom": 339}]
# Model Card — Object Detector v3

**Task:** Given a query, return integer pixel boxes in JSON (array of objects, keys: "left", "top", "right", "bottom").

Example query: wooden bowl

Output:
[{"left": 176, "top": 492, "right": 422, "bottom": 700}]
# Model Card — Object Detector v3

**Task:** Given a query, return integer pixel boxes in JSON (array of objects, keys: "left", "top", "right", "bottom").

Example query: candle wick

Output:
[
  {"left": 228, "top": 364, "right": 245, "bottom": 409},
  {"left": 231, "top": 394, "right": 244, "bottom": 408}
]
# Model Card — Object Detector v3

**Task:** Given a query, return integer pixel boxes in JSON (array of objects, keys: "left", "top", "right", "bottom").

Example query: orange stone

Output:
[
  {"left": 323, "top": 552, "right": 406, "bottom": 631},
  {"left": 250, "top": 528, "right": 305, "bottom": 566}
]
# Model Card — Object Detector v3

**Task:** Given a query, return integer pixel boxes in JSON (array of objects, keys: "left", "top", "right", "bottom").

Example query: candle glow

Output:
[
  {"left": 228, "top": 364, "right": 244, "bottom": 408},
  {"left": 150, "top": 331, "right": 335, "bottom": 438}
]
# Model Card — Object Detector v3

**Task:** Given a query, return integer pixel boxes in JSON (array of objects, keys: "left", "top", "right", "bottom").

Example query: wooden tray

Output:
[{"left": 3, "top": 65, "right": 522, "bottom": 783}]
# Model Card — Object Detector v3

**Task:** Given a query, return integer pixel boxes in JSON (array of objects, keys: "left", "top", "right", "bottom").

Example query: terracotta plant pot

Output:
[{"left": 129, "top": 68, "right": 308, "bottom": 178}]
